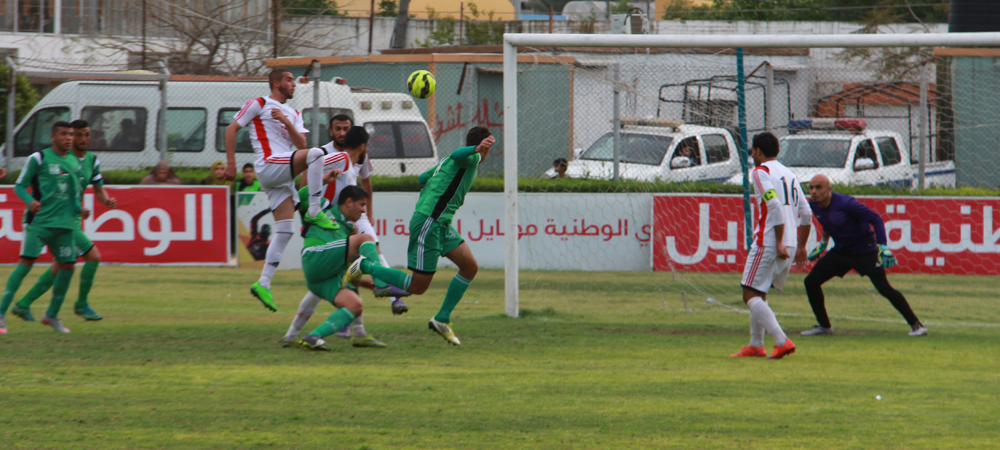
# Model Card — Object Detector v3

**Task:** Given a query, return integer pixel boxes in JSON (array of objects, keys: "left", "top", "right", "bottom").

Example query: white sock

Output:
[
  {"left": 747, "top": 296, "right": 787, "bottom": 346},
  {"left": 749, "top": 313, "right": 765, "bottom": 348},
  {"left": 350, "top": 314, "right": 367, "bottom": 337},
  {"left": 258, "top": 219, "right": 294, "bottom": 289},
  {"left": 378, "top": 253, "right": 399, "bottom": 302},
  {"left": 285, "top": 291, "right": 323, "bottom": 340},
  {"left": 306, "top": 147, "right": 326, "bottom": 217}
]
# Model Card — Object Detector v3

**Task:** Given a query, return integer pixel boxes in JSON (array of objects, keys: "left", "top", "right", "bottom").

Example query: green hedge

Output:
[{"left": 4, "top": 169, "right": 999, "bottom": 197}]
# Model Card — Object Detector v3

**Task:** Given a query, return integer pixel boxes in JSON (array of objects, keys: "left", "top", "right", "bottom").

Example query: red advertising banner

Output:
[
  {"left": 653, "top": 194, "right": 1000, "bottom": 275},
  {"left": 1, "top": 186, "right": 229, "bottom": 265}
]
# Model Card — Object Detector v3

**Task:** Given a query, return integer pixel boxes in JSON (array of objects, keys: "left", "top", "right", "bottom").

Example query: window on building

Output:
[
  {"left": 14, "top": 107, "right": 71, "bottom": 156},
  {"left": 81, "top": 106, "right": 147, "bottom": 151}
]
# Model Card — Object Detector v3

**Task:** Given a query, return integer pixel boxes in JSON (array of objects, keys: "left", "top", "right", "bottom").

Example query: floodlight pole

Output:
[{"left": 503, "top": 40, "right": 519, "bottom": 318}]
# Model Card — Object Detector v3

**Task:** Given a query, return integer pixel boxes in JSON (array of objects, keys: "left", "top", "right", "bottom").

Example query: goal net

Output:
[{"left": 499, "top": 31, "right": 1000, "bottom": 327}]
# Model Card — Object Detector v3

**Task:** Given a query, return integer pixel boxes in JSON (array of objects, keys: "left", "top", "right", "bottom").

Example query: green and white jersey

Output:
[
  {"left": 298, "top": 187, "right": 355, "bottom": 249},
  {"left": 74, "top": 151, "right": 103, "bottom": 228},
  {"left": 15, "top": 147, "right": 83, "bottom": 229},
  {"left": 414, "top": 146, "right": 481, "bottom": 222}
]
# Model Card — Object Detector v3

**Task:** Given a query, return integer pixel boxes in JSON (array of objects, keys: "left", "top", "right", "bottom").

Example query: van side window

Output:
[
  {"left": 14, "top": 107, "right": 72, "bottom": 157},
  {"left": 671, "top": 136, "right": 701, "bottom": 167},
  {"left": 301, "top": 108, "right": 354, "bottom": 135},
  {"left": 702, "top": 134, "right": 730, "bottom": 164},
  {"left": 875, "top": 137, "right": 902, "bottom": 166},
  {"left": 81, "top": 107, "right": 147, "bottom": 152},
  {"left": 216, "top": 109, "right": 253, "bottom": 153},
  {"left": 854, "top": 139, "right": 880, "bottom": 168},
  {"left": 159, "top": 108, "right": 206, "bottom": 152},
  {"left": 366, "top": 122, "right": 433, "bottom": 159}
]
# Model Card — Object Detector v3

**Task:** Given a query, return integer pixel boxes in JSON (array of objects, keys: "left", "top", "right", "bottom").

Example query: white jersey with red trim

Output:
[
  {"left": 750, "top": 160, "right": 809, "bottom": 248},
  {"left": 320, "top": 141, "right": 373, "bottom": 203},
  {"left": 234, "top": 96, "right": 309, "bottom": 163}
]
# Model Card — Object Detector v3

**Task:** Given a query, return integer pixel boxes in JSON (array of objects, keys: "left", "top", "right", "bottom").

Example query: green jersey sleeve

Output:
[
  {"left": 90, "top": 155, "right": 104, "bottom": 186},
  {"left": 448, "top": 146, "right": 479, "bottom": 166},
  {"left": 14, "top": 153, "right": 40, "bottom": 205}
]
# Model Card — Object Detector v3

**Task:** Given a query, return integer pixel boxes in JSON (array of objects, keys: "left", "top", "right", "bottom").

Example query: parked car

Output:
[
  {"left": 543, "top": 118, "right": 742, "bottom": 182},
  {"left": 726, "top": 118, "right": 955, "bottom": 188}
]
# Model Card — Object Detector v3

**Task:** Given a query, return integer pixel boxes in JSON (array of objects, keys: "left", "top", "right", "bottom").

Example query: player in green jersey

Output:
[
  {"left": 291, "top": 184, "right": 416, "bottom": 351},
  {"left": 0, "top": 121, "right": 84, "bottom": 335},
  {"left": 12, "top": 120, "right": 118, "bottom": 323},
  {"left": 406, "top": 127, "right": 495, "bottom": 346}
]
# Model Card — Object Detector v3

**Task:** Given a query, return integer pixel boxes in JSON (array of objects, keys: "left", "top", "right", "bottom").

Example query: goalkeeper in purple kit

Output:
[{"left": 801, "top": 174, "right": 927, "bottom": 337}]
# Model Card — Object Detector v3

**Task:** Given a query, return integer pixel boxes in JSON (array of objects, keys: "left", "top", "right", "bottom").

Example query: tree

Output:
[
  {"left": 83, "top": 0, "right": 349, "bottom": 77},
  {"left": 664, "top": 0, "right": 948, "bottom": 23},
  {"left": 0, "top": 64, "right": 40, "bottom": 145},
  {"left": 416, "top": 7, "right": 457, "bottom": 47},
  {"left": 610, "top": 0, "right": 633, "bottom": 14},
  {"left": 377, "top": 0, "right": 397, "bottom": 17},
  {"left": 464, "top": 3, "right": 504, "bottom": 46}
]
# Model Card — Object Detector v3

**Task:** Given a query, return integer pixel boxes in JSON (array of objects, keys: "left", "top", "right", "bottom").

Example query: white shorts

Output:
[
  {"left": 354, "top": 213, "right": 379, "bottom": 243},
  {"left": 256, "top": 153, "right": 299, "bottom": 211},
  {"left": 741, "top": 244, "right": 793, "bottom": 294}
]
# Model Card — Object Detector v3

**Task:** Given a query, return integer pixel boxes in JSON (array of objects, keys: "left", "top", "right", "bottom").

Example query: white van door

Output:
[
  {"left": 698, "top": 133, "right": 737, "bottom": 182},
  {"left": 874, "top": 136, "right": 913, "bottom": 187}
]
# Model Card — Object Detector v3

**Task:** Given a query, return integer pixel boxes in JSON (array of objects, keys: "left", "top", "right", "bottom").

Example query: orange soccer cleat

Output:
[
  {"left": 769, "top": 338, "right": 796, "bottom": 359},
  {"left": 729, "top": 345, "right": 766, "bottom": 357}
]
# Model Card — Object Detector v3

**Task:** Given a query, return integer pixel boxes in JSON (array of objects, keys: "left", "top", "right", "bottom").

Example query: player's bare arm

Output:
[
  {"left": 359, "top": 177, "right": 374, "bottom": 220},
  {"left": 28, "top": 200, "right": 41, "bottom": 213},
  {"left": 271, "top": 109, "right": 308, "bottom": 150},
  {"left": 81, "top": 208, "right": 91, "bottom": 220},
  {"left": 794, "top": 225, "right": 811, "bottom": 266},
  {"left": 93, "top": 185, "right": 117, "bottom": 209},
  {"left": 322, "top": 168, "right": 343, "bottom": 183},
  {"left": 223, "top": 121, "right": 241, "bottom": 181},
  {"left": 774, "top": 224, "right": 789, "bottom": 259}
]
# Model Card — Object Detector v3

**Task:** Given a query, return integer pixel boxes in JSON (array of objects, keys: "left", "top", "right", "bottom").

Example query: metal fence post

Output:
[
  {"left": 612, "top": 63, "right": 621, "bottom": 181},
  {"left": 918, "top": 63, "right": 928, "bottom": 190},
  {"left": 5, "top": 56, "right": 16, "bottom": 167},
  {"left": 158, "top": 61, "right": 170, "bottom": 162},
  {"left": 312, "top": 60, "right": 321, "bottom": 147}
]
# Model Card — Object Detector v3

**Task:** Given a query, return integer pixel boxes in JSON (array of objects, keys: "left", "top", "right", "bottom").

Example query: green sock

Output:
[
  {"left": 434, "top": 274, "right": 472, "bottom": 323},
  {"left": 1, "top": 263, "right": 33, "bottom": 315},
  {"left": 307, "top": 309, "right": 357, "bottom": 339},
  {"left": 76, "top": 261, "right": 99, "bottom": 308},
  {"left": 46, "top": 268, "right": 75, "bottom": 319},
  {"left": 357, "top": 242, "right": 388, "bottom": 288},
  {"left": 17, "top": 268, "right": 55, "bottom": 308}
]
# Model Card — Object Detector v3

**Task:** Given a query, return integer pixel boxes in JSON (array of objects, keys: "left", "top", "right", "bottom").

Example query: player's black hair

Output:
[
  {"left": 70, "top": 119, "right": 89, "bottom": 129},
  {"left": 752, "top": 132, "right": 780, "bottom": 157},
  {"left": 329, "top": 114, "right": 353, "bottom": 129},
  {"left": 466, "top": 126, "right": 492, "bottom": 147},
  {"left": 51, "top": 121, "right": 73, "bottom": 134},
  {"left": 341, "top": 126, "right": 369, "bottom": 150},
  {"left": 242, "top": 163, "right": 254, "bottom": 171},
  {"left": 268, "top": 68, "right": 291, "bottom": 90},
  {"left": 338, "top": 185, "right": 370, "bottom": 205},
  {"left": 553, "top": 158, "right": 568, "bottom": 167}
]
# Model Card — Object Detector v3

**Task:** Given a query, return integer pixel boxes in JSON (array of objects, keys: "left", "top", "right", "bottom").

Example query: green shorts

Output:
[
  {"left": 73, "top": 228, "right": 94, "bottom": 256},
  {"left": 301, "top": 238, "right": 349, "bottom": 300},
  {"left": 21, "top": 225, "right": 78, "bottom": 263},
  {"left": 407, "top": 212, "right": 464, "bottom": 274}
]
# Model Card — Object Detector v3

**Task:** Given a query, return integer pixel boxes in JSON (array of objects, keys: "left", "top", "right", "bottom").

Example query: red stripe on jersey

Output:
[
  {"left": 752, "top": 166, "right": 771, "bottom": 247},
  {"left": 322, "top": 183, "right": 338, "bottom": 202},
  {"left": 253, "top": 116, "right": 271, "bottom": 159},
  {"left": 323, "top": 153, "right": 347, "bottom": 167},
  {"left": 745, "top": 245, "right": 765, "bottom": 284}
]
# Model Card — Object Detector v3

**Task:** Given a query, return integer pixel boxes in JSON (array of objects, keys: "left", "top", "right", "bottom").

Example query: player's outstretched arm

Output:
[
  {"left": 359, "top": 176, "right": 374, "bottom": 220},
  {"left": 223, "top": 121, "right": 241, "bottom": 181},
  {"left": 14, "top": 154, "right": 39, "bottom": 207}
]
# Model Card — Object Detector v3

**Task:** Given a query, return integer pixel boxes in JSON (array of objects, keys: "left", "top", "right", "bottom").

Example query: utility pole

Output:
[{"left": 273, "top": 0, "right": 280, "bottom": 59}]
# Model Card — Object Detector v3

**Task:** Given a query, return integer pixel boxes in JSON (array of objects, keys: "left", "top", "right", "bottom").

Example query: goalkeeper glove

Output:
[
  {"left": 808, "top": 238, "right": 828, "bottom": 261},
  {"left": 876, "top": 244, "right": 897, "bottom": 269}
]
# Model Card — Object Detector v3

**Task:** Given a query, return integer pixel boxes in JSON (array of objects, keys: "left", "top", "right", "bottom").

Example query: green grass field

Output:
[{"left": 1, "top": 266, "right": 997, "bottom": 449}]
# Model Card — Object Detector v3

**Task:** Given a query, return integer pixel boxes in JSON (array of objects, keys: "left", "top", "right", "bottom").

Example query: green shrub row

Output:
[{"left": 4, "top": 169, "right": 999, "bottom": 197}]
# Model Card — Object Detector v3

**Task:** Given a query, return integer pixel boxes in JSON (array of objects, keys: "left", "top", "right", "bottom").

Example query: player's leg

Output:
[
  {"left": 298, "top": 287, "right": 363, "bottom": 351},
  {"left": 404, "top": 213, "right": 440, "bottom": 296},
  {"left": 350, "top": 234, "right": 413, "bottom": 296},
  {"left": 428, "top": 234, "right": 478, "bottom": 347},
  {"left": 801, "top": 251, "right": 850, "bottom": 335},
  {"left": 1, "top": 225, "right": 43, "bottom": 326},
  {"left": 281, "top": 290, "right": 324, "bottom": 346},
  {"left": 855, "top": 252, "right": 926, "bottom": 336},
  {"left": 73, "top": 231, "right": 102, "bottom": 321},
  {"left": 355, "top": 213, "right": 409, "bottom": 314},
  {"left": 731, "top": 245, "right": 767, "bottom": 357},
  {"left": 290, "top": 148, "right": 336, "bottom": 226},
  {"left": 12, "top": 260, "right": 57, "bottom": 321},
  {"left": 737, "top": 245, "right": 793, "bottom": 358},
  {"left": 40, "top": 229, "right": 77, "bottom": 333},
  {"left": 249, "top": 185, "right": 297, "bottom": 312}
]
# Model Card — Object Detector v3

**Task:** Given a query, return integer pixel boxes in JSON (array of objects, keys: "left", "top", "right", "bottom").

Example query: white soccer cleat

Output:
[
  {"left": 428, "top": 318, "right": 461, "bottom": 346},
  {"left": 800, "top": 325, "right": 834, "bottom": 336},
  {"left": 908, "top": 324, "right": 928, "bottom": 337},
  {"left": 40, "top": 314, "right": 71, "bottom": 334}
]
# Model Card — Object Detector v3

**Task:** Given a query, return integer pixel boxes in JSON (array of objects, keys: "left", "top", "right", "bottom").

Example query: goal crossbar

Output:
[{"left": 500, "top": 32, "right": 1000, "bottom": 318}]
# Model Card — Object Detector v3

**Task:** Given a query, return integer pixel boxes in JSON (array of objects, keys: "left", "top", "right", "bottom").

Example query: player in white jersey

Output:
[
  {"left": 282, "top": 124, "right": 411, "bottom": 348},
  {"left": 224, "top": 68, "right": 340, "bottom": 312},
  {"left": 730, "top": 132, "right": 812, "bottom": 360}
]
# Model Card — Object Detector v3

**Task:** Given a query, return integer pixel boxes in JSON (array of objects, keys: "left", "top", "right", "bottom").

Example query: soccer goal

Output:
[{"left": 499, "top": 30, "right": 1000, "bottom": 319}]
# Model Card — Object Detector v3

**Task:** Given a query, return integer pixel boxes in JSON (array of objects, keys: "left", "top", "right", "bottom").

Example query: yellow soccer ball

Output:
[{"left": 407, "top": 70, "right": 436, "bottom": 99}]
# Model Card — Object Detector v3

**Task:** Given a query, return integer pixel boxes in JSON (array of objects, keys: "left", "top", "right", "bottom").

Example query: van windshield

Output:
[
  {"left": 580, "top": 132, "right": 673, "bottom": 166},
  {"left": 366, "top": 122, "right": 434, "bottom": 159},
  {"left": 779, "top": 138, "right": 851, "bottom": 168}
]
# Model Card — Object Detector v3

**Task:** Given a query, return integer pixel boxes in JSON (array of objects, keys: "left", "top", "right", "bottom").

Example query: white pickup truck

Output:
[
  {"left": 727, "top": 118, "right": 955, "bottom": 188},
  {"left": 544, "top": 118, "right": 742, "bottom": 182}
]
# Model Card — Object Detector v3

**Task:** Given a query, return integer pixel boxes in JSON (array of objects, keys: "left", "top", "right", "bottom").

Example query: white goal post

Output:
[{"left": 501, "top": 31, "right": 1000, "bottom": 318}]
